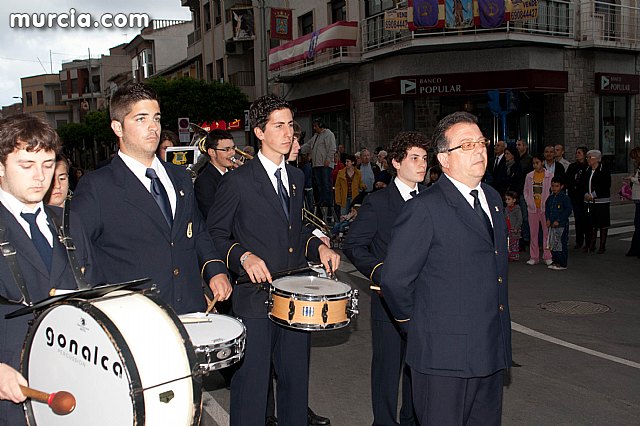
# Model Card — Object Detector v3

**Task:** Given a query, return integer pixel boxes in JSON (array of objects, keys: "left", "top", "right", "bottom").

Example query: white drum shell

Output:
[{"left": 22, "top": 290, "right": 199, "bottom": 426}]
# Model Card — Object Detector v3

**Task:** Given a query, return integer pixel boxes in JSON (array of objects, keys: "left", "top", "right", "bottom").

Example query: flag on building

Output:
[{"left": 271, "top": 8, "right": 293, "bottom": 40}]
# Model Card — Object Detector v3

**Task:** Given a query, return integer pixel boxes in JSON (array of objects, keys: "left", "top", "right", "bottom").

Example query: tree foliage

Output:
[
  {"left": 56, "top": 122, "right": 91, "bottom": 151},
  {"left": 145, "top": 77, "right": 249, "bottom": 132},
  {"left": 84, "top": 110, "right": 116, "bottom": 147}
]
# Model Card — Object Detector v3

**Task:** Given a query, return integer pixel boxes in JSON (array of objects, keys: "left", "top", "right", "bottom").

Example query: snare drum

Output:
[
  {"left": 179, "top": 313, "right": 246, "bottom": 373},
  {"left": 22, "top": 290, "right": 200, "bottom": 426},
  {"left": 268, "top": 276, "right": 359, "bottom": 330}
]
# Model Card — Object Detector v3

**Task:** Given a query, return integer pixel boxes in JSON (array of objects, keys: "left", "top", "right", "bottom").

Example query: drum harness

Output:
[{"left": 0, "top": 199, "right": 90, "bottom": 307}]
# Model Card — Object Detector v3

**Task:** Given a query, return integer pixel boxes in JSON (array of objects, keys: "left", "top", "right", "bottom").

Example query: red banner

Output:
[{"left": 270, "top": 8, "right": 292, "bottom": 40}]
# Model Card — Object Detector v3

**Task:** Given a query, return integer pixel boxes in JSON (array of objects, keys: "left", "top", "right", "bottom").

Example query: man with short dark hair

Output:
[
  {"left": 344, "top": 131, "right": 430, "bottom": 426},
  {"left": 382, "top": 112, "right": 512, "bottom": 425},
  {"left": 208, "top": 94, "right": 340, "bottom": 425},
  {"left": 72, "top": 82, "right": 232, "bottom": 315},
  {"left": 554, "top": 143, "right": 571, "bottom": 171},
  {"left": 194, "top": 129, "right": 236, "bottom": 219},
  {"left": 0, "top": 114, "right": 98, "bottom": 425},
  {"left": 544, "top": 144, "right": 566, "bottom": 181}
]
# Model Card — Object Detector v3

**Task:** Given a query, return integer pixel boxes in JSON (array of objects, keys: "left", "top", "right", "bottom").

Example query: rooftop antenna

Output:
[{"left": 36, "top": 57, "right": 47, "bottom": 73}]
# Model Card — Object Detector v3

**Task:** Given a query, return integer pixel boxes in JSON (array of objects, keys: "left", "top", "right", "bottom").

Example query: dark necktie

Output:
[
  {"left": 409, "top": 190, "right": 417, "bottom": 198},
  {"left": 20, "top": 208, "right": 52, "bottom": 271},
  {"left": 146, "top": 168, "right": 173, "bottom": 227},
  {"left": 470, "top": 189, "right": 494, "bottom": 241},
  {"left": 275, "top": 168, "right": 290, "bottom": 220}
]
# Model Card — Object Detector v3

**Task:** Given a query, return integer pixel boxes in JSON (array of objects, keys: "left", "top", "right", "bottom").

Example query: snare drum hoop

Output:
[
  {"left": 270, "top": 276, "right": 352, "bottom": 302},
  {"left": 21, "top": 292, "right": 203, "bottom": 426},
  {"left": 183, "top": 317, "right": 247, "bottom": 352}
]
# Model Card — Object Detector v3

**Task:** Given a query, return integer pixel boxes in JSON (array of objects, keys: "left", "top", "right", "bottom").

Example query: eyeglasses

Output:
[
  {"left": 446, "top": 138, "right": 490, "bottom": 153},
  {"left": 214, "top": 146, "right": 236, "bottom": 153}
]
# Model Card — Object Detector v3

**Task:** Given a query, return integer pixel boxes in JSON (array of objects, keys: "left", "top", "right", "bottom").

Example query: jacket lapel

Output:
[
  {"left": 112, "top": 157, "right": 172, "bottom": 239},
  {"left": 0, "top": 205, "right": 50, "bottom": 277},
  {"left": 439, "top": 177, "right": 494, "bottom": 244}
]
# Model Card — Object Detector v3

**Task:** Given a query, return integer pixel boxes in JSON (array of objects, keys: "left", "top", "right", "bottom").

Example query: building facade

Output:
[{"left": 20, "top": 74, "right": 71, "bottom": 129}]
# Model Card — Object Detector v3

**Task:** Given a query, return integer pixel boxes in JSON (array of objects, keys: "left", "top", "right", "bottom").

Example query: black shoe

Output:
[
  {"left": 308, "top": 407, "right": 331, "bottom": 425},
  {"left": 266, "top": 415, "right": 278, "bottom": 426}
]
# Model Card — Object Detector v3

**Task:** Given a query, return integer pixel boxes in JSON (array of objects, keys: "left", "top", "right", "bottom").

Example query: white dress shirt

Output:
[
  {"left": 257, "top": 150, "right": 289, "bottom": 196},
  {"left": 0, "top": 188, "right": 53, "bottom": 246},
  {"left": 443, "top": 173, "right": 494, "bottom": 226}
]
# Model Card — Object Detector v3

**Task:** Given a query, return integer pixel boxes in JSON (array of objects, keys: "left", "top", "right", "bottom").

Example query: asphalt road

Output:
[{"left": 201, "top": 202, "right": 639, "bottom": 426}]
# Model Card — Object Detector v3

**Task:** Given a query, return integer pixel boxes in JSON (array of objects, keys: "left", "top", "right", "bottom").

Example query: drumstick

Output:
[
  {"left": 205, "top": 295, "right": 219, "bottom": 315},
  {"left": 19, "top": 385, "right": 76, "bottom": 415},
  {"left": 236, "top": 266, "right": 313, "bottom": 285}
]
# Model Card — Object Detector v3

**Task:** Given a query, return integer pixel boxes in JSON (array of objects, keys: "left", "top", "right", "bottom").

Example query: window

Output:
[
  {"left": 206, "top": 63, "right": 214, "bottom": 82},
  {"left": 331, "top": 0, "right": 347, "bottom": 23},
  {"left": 216, "top": 59, "right": 224, "bottom": 82},
  {"left": 53, "top": 88, "right": 62, "bottom": 105},
  {"left": 213, "top": 0, "right": 222, "bottom": 25},
  {"left": 36, "top": 91, "right": 44, "bottom": 105},
  {"left": 365, "top": 0, "right": 396, "bottom": 18},
  {"left": 25, "top": 92, "right": 33, "bottom": 106},
  {"left": 299, "top": 12, "right": 314, "bottom": 35},
  {"left": 139, "top": 49, "right": 154, "bottom": 79},
  {"left": 204, "top": 2, "right": 212, "bottom": 31},
  {"left": 600, "top": 95, "right": 630, "bottom": 173}
]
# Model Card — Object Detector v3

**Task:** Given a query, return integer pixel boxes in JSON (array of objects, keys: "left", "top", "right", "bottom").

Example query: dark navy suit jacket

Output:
[
  {"left": 343, "top": 182, "right": 424, "bottom": 322},
  {"left": 0, "top": 204, "right": 98, "bottom": 424},
  {"left": 194, "top": 162, "right": 224, "bottom": 219},
  {"left": 71, "top": 155, "right": 227, "bottom": 315},
  {"left": 207, "top": 156, "right": 322, "bottom": 318},
  {"left": 381, "top": 175, "right": 512, "bottom": 378}
]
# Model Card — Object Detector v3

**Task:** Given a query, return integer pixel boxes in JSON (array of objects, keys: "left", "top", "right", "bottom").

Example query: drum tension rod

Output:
[{"left": 321, "top": 302, "right": 328, "bottom": 324}]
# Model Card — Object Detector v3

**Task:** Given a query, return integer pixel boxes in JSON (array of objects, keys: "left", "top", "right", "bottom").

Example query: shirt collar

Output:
[
  {"left": 394, "top": 177, "right": 418, "bottom": 202},
  {"left": 257, "top": 150, "right": 286, "bottom": 176},
  {"left": 118, "top": 151, "right": 164, "bottom": 181}
]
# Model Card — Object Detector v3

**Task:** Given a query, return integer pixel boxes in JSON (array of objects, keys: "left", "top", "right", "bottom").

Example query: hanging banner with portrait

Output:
[
  {"left": 232, "top": 7, "right": 254, "bottom": 40},
  {"left": 408, "top": 0, "right": 445, "bottom": 29},
  {"left": 445, "top": 0, "right": 475, "bottom": 29}
]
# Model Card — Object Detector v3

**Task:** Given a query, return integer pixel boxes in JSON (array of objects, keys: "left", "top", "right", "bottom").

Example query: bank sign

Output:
[
  {"left": 595, "top": 73, "right": 639, "bottom": 95},
  {"left": 370, "top": 70, "right": 568, "bottom": 101}
]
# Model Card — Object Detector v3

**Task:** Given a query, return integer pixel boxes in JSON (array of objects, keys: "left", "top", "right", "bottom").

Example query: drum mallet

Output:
[{"left": 19, "top": 385, "right": 76, "bottom": 415}]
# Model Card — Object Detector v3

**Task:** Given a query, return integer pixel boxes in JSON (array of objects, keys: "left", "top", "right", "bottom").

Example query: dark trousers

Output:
[
  {"left": 571, "top": 197, "right": 587, "bottom": 247},
  {"left": 551, "top": 224, "right": 569, "bottom": 267},
  {"left": 371, "top": 319, "right": 416, "bottom": 426},
  {"left": 518, "top": 194, "right": 530, "bottom": 242},
  {"left": 313, "top": 166, "right": 332, "bottom": 207},
  {"left": 412, "top": 369, "right": 504, "bottom": 426},
  {"left": 230, "top": 317, "right": 310, "bottom": 426}
]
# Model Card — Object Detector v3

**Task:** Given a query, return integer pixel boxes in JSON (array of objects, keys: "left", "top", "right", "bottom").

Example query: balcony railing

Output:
[
  {"left": 579, "top": 0, "right": 640, "bottom": 47},
  {"left": 229, "top": 71, "right": 255, "bottom": 87},
  {"left": 188, "top": 28, "right": 202, "bottom": 46},
  {"left": 362, "top": 0, "right": 575, "bottom": 52},
  {"left": 269, "top": 46, "right": 361, "bottom": 78}
]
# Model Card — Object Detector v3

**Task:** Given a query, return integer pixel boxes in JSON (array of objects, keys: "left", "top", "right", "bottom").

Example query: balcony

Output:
[
  {"left": 362, "top": 0, "right": 640, "bottom": 56},
  {"left": 270, "top": 46, "right": 361, "bottom": 81},
  {"left": 579, "top": 0, "right": 640, "bottom": 49},
  {"left": 362, "top": 0, "right": 576, "bottom": 57},
  {"left": 188, "top": 28, "right": 202, "bottom": 46}
]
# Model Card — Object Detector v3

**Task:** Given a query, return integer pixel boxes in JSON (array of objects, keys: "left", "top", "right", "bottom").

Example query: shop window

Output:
[{"left": 600, "top": 95, "right": 629, "bottom": 173}]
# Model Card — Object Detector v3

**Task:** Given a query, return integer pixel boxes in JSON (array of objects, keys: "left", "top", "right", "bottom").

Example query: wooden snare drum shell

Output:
[{"left": 268, "top": 276, "right": 353, "bottom": 330}]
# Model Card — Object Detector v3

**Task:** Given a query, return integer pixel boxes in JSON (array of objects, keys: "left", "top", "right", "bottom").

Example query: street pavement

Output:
[{"left": 201, "top": 202, "right": 639, "bottom": 425}]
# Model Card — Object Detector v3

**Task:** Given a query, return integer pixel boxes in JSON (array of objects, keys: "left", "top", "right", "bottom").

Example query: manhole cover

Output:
[{"left": 538, "top": 300, "right": 611, "bottom": 315}]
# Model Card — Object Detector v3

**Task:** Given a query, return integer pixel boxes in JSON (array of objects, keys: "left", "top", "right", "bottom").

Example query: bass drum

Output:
[{"left": 21, "top": 290, "right": 201, "bottom": 426}]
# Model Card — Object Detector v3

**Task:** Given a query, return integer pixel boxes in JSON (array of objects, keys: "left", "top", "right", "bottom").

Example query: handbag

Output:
[
  {"left": 546, "top": 227, "right": 563, "bottom": 251},
  {"left": 619, "top": 182, "right": 632, "bottom": 201}
]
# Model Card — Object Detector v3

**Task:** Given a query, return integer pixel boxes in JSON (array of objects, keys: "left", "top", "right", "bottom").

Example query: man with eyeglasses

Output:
[
  {"left": 382, "top": 111, "right": 512, "bottom": 425},
  {"left": 195, "top": 129, "right": 236, "bottom": 219}
]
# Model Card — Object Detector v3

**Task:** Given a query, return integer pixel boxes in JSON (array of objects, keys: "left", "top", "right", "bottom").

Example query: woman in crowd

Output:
[
  {"left": 45, "top": 155, "right": 71, "bottom": 208},
  {"left": 157, "top": 130, "right": 178, "bottom": 161},
  {"left": 582, "top": 150, "right": 611, "bottom": 254},
  {"left": 335, "top": 154, "right": 366, "bottom": 216},
  {"left": 625, "top": 146, "right": 640, "bottom": 258},
  {"left": 504, "top": 146, "right": 523, "bottom": 197},
  {"left": 565, "top": 146, "right": 590, "bottom": 248}
]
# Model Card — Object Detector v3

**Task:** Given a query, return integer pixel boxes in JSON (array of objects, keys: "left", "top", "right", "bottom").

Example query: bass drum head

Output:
[
  {"left": 272, "top": 276, "right": 351, "bottom": 297},
  {"left": 23, "top": 303, "right": 140, "bottom": 425},
  {"left": 22, "top": 291, "right": 200, "bottom": 426}
]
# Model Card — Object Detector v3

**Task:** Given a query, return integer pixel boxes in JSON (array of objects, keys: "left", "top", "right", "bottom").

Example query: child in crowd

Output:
[
  {"left": 504, "top": 190, "right": 522, "bottom": 261},
  {"left": 524, "top": 153, "right": 553, "bottom": 265},
  {"left": 545, "top": 177, "right": 573, "bottom": 270}
]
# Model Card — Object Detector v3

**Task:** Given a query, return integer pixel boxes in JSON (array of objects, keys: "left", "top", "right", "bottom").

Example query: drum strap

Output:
[
  {"left": 0, "top": 215, "right": 32, "bottom": 306},
  {"left": 45, "top": 200, "right": 90, "bottom": 290}
]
